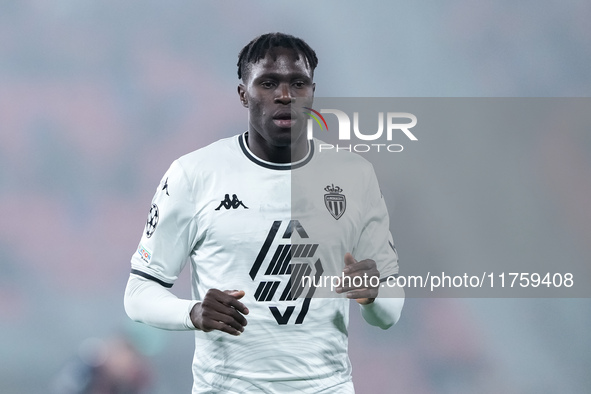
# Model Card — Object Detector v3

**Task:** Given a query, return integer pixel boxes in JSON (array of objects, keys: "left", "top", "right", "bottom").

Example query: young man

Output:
[{"left": 125, "top": 32, "right": 404, "bottom": 393}]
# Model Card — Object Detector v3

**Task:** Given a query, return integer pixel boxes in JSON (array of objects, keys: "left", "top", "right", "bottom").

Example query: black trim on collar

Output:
[
  {"left": 238, "top": 132, "right": 314, "bottom": 170},
  {"left": 131, "top": 269, "right": 173, "bottom": 288}
]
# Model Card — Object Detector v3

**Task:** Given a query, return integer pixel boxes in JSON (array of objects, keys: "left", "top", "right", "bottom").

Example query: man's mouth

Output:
[{"left": 272, "top": 113, "right": 297, "bottom": 128}]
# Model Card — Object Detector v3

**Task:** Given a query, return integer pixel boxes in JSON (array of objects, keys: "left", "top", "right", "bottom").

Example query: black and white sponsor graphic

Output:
[
  {"left": 145, "top": 203, "right": 159, "bottom": 238},
  {"left": 249, "top": 220, "right": 324, "bottom": 325},
  {"left": 215, "top": 193, "right": 249, "bottom": 210},
  {"left": 324, "top": 184, "right": 346, "bottom": 220}
]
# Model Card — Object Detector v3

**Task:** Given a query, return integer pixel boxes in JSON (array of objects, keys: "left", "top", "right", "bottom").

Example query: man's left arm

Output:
[
  {"left": 336, "top": 163, "right": 405, "bottom": 329},
  {"left": 335, "top": 253, "right": 405, "bottom": 329},
  {"left": 359, "top": 294, "right": 405, "bottom": 330}
]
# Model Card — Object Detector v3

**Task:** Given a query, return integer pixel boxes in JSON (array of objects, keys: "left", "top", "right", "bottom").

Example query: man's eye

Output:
[
  {"left": 293, "top": 82, "right": 305, "bottom": 88},
  {"left": 261, "top": 82, "right": 275, "bottom": 88}
]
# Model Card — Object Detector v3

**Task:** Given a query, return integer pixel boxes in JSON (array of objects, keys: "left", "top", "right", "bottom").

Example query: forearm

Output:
[
  {"left": 124, "top": 274, "right": 198, "bottom": 331},
  {"left": 360, "top": 288, "right": 405, "bottom": 329}
]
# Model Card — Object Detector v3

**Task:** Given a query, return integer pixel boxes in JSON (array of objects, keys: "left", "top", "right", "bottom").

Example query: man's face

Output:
[{"left": 238, "top": 47, "right": 315, "bottom": 148}]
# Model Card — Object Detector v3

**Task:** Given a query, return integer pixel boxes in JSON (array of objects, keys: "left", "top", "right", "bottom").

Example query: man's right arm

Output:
[
  {"left": 125, "top": 160, "right": 198, "bottom": 330},
  {"left": 124, "top": 274, "right": 197, "bottom": 330},
  {"left": 125, "top": 160, "right": 248, "bottom": 334},
  {"left": 124, "top": 274, "right": 249, "bottom": 334}
]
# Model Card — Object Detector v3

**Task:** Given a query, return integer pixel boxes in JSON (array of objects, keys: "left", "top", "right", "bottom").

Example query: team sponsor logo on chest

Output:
[
  {"left": 249, "top": 220, "right": 324, "bottom": 325},
  {"left": 324, "top": 184, "right": 346, "bottom": 220}
]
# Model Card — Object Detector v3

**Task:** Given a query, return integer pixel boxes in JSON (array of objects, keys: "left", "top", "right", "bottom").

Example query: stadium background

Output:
[{"left": 1, "top": 1, "right": 590, "bottom": 393}]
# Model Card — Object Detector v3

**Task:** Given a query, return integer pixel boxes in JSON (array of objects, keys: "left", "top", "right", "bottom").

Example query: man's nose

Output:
[{"left": 275, "top": 84, "right": 293, "bottom": 105}]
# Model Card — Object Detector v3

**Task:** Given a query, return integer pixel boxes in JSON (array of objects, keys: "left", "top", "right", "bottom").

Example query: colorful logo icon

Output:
[
  {"left": 304, "top": 107, "right": 328, "bottom": 131},
  {"left": 138, "top": 244, "right": 152, "bottom": 263}
]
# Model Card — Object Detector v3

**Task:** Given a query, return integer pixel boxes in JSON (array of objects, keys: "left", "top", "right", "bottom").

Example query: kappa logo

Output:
[
  {"left": 249, "top": 220, "right": 324, "bottom": 325},
  {"left": 324, "top": 184, "right": 346, "bottom": 220},
  {"left": 215, "top": 194, "right": 249, "bottom": 210}
]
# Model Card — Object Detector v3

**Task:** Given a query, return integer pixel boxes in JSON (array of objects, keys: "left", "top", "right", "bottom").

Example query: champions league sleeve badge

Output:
[
  {"left": 145, "top": 203, "right": 159, "bottom": 238},
  {"left": 324, "top": 184, "right": 346, "bottom": 220}
]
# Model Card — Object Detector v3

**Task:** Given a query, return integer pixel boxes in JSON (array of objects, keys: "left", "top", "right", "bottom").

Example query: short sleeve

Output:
[
  {"left": 130, "top": 160, "right": 198, "bottom": 287},
  {"left": 353, "top": 165, "right": 399, "bottom": 281}
]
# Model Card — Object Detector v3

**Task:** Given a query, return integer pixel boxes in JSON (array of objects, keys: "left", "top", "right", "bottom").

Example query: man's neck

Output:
[{"left": 246, "top": 132, "right": 309, "bottom": 164}]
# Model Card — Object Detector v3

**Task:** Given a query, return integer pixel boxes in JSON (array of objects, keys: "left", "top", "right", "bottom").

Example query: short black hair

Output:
[{"left": 237, "top": 32, "right": 318, "bottom": 81}]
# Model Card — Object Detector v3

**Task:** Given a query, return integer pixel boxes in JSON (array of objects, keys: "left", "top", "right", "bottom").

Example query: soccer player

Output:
[{"left": 124, "top": 32, "right": 404, "bottom": 393}]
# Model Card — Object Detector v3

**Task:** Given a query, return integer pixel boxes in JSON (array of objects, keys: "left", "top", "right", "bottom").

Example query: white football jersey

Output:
[{"left": 130, "top": 132, "right": 399, "bottom": 393}]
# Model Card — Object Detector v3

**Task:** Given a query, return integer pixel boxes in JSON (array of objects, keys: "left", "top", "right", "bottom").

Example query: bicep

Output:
[{"left": 130, "top": 160, "right": 199, "bottom": 287}]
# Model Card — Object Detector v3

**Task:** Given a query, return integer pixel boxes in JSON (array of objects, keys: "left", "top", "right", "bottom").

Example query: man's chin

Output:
[{"left": 256, "top": 122, "right": 307, "bottom": 145}]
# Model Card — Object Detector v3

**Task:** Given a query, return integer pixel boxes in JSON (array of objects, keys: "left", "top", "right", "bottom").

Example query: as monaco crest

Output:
[{"left": 324, "top": 184, "right": 346, "bottom": 220}]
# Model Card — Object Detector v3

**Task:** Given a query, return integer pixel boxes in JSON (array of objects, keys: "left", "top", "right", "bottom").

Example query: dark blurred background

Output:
[{"left": 1, "top": 1, "right": 590, "bottom": 393}]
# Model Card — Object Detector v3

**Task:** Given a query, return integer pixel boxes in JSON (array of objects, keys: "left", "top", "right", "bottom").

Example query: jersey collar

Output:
[{"left": 238, "top": 132, "right": 314, "bottom": 170}]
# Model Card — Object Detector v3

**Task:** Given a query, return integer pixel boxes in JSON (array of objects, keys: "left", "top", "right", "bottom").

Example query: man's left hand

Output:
[{"left": 335, "top": 253, "right": 380, "bottom": 305}]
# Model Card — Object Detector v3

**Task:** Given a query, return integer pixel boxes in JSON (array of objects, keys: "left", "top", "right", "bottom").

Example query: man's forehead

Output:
[
  {"left": 251, "top": 48, "right": 312, "bottom": 74},
  {"left": 261, "top": 47, "right": 302, "bottom": 62}
]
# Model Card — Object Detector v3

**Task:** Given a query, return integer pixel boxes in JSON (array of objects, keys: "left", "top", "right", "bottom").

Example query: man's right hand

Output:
[{"left": 190, "top": 289, "right": 249, "bottom": 336}]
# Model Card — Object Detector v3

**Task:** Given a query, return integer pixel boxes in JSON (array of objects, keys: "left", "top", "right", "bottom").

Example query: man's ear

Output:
[{"left": 237, "top": 84, "right": 248, "bottom": 108}]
